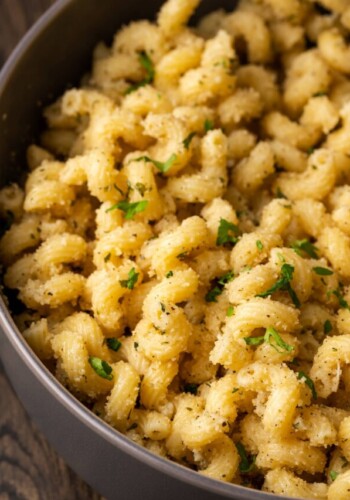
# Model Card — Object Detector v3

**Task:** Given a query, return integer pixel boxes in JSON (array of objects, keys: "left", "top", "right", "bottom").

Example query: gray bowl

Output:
[{"left": 0, "top": 1, "right": 295, "bottom": 499}]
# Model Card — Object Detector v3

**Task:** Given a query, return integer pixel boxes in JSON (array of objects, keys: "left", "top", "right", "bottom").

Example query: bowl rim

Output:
[{"left": 0, "top": 2, "right": 292, "bottom": 499}]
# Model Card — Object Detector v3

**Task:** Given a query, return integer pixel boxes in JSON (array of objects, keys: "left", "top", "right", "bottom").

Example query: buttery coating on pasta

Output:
[{"left": 3, "top": 0, "right": 350, "bottom": 497}]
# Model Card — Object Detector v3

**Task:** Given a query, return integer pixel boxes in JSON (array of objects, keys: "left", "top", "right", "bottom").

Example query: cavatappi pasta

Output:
[{"left": 4, "top": 0, "right": 350, "bottom": 497}]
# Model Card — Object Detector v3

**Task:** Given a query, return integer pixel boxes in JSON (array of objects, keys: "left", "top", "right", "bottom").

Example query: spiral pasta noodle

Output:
[{"left": 3, "top": 0, "right": 350, "bottom": 497}]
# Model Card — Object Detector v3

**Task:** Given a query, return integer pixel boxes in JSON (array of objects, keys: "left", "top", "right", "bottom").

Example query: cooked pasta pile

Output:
[{"left": 3, "top": 0, "right": 350, "bottom": 497}]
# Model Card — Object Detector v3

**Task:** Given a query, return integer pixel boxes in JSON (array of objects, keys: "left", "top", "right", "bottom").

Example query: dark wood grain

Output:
[
  {"left": 0, "top": 1, "right": 101, "bottom": 498},
  {"left": 0, "top": 363, "right": 101, "bottom": 500}
]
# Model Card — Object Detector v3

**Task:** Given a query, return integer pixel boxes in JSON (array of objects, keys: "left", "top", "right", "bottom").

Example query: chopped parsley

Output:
[
  {"left": 205, "top": 286, "right": 222, "bottom": 303},
  {"left": 106, "top": 337, "right": 122, "bottom": 352},
  {"left": 313, "top": 91, "right": 327, "bottom": 97},
  {"left": 104, "top": 253, "right": 111, "bottom": 263},
  {"left": 216, "top": 218, "right": 240, "bottom": 246},
  {"left": 88, "top": 357, "right": 113, "bottom": 381},
  {"left": 297, "top": 371, "right": 317, "bottom": 400},
  {"left": 244, "top": 327, "right": 294, "bottom": 354},
  {"left": 183, "top": 132, "right": 196, "bottom": 150},
  {"left": 291, "top": 239, "right": 318, "bottom": 259},
  {"left": 324, "top": 319, "right": 332, "bottom": 335},
  {"left": 256, "top": 240, "right": 264, "bottom": 251},
  {"left": 312, "top": 266, "right": 333, "bottom": 276},
  {"left": 134, "top": 154, "right": 178, "bottom": 173},
  {"left": 120, "top": 268, "right": 139, "bottom": 290},
  {"left": 205, "top": 271, "right": 234, "bottom": 303},
  {"left": 244, "top": 336, "right": 265, "bottom": 347},
  {"left": 236, "top": 442, "right": 256, "bottom": 473},
  {"left": 134, "top": 342, "right": 139, "bottom": 350},
  {"left": 184, "top": 383, "right": 198, "bottom": 395},
  {"left": 218, "top": 272, "right": 234, "bottom": 286},
  {"left": 204, "top": 119, "right": 214, "bottom": 132},
  {"left": 307, "top": 147, "right": 315, "bottom": 155},
  {"left": 329, "top": 289, "right": 350, "bottom": 310},
  {"left": 232, "top": 388, "right": 239, "bottom": 394},
  {"left": 257, "top": 263, "right": 300, "bottom": 307},
  {"left": 106, "top": 200, "right": 148, "bottom": 220},
  {"left": 227, "top": 305, "right": 235, "bottom": 317},
  {"left": 330, "top": 470, "right": 339, "bottom": 481},
  {"left": 125, "top": 51, "right": 155, "bottom": 94},
  {"left": 165, "top": 270, "right": 174, "bottom": 278}
]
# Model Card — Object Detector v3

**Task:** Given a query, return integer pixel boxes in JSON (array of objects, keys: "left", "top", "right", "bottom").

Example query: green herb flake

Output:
[
  {"left": 107, "top": 199, "right": 148, "bottom": 220},
  {"left": 184, "top": 383, "right": 198, "bottom": 395},
  {"left": 216, "top": 218, "right": 240, "bottom": 246},
  {"left": 313, "top": 266, "right": 333, "bottom": 276},
  {"left": 291, "top": 239, "right": 318, "bottom": 259},
  {"left": 205, "top": 271, "right": 234, "bottom": 303},
  {"left": 330, "top": 289, "right": 350, "bottom": 310},
  {"left": 236, "top": 442, "right": 256, "bottom": 473},
  {"left": 165, "top": 270, "right": 174, "bottom": 278},
  {"left": 119, "top": 268, "right": 139, "bottom": 290},
  {"left": 232, "top": 388, "right": 239, "bottom": 394},
  {"left": 244, "top": 336, "right": 265, "bottom": 347},
  {"left": 297, "top": 371, "right": 317, "bottom": 400},
  {"left": 204, "top": 119, "right": 214, "bottom": 132},
  {"left": 256, "top": 240, "right": 264, "bottom": 251},
  {"left": 330, "top": 471, "right": 339, "bottom": 481},
  {"left": 125, "top": 51, "right": 155, "bottom": 94},
  {"left": 104, "top": 253, "right": 111, "bottom": 263},
  {"left": 106, "top": 337, "right": 122, "bottom": 352},
  {"left": 313, "top": 91, "right": 327, "bottom": 97},
  {"left": 183, "top": 132, "right": 196, "bottom": 150},
  {"left": 244, "top": 327, "right": 294, "bottom": 354},
  {"left": 324, "top": 319, "right": 333, "bottom": 335},
  {"left": 134, "top": 154, "right": 178, "bottom": 174},
  {"left": 227, "top": 305, "right": 235, "bottom": 317},
  {"left": 139, "top": 51, "right": 155, "bottom": 79},
  {"left": 217, "top": 271, "right": 234, "bottom": 286},
  {"left": 257, "top": 263, "right": 300, "bottom": 308},
  {"left": 88, "top": 357, "right": 113, "bottom": 381},
  {"left": 307, "top": 147, "right": 315, "bottom": 155},
  {"left": 205, "top": 286, "right": 222, "bottom": 303},
  {"left": 265, "top": 327, "right": 294, "bottom": 353},
  {"left": 134, "top": 342, "right": 139, "bottom": 350}
]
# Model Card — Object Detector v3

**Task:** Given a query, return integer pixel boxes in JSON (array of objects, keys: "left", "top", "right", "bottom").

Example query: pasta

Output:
[{"left": 3, "top": 0, "right": 350, "bottom": 497}]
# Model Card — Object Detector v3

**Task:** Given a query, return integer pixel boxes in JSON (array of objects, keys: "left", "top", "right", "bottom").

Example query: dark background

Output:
[{"left": 0, "top": 1, "right": 100, "bottom": 498}]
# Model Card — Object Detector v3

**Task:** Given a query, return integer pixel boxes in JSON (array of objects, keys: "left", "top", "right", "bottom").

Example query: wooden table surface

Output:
[{"left": 0, "top": 1, "right": 100, "bottom": 499}]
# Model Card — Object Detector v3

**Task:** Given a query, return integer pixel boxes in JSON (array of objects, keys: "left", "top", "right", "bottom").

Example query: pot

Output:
[{"left": 0, "top": 2, "right": 292, "bottom": 498}]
